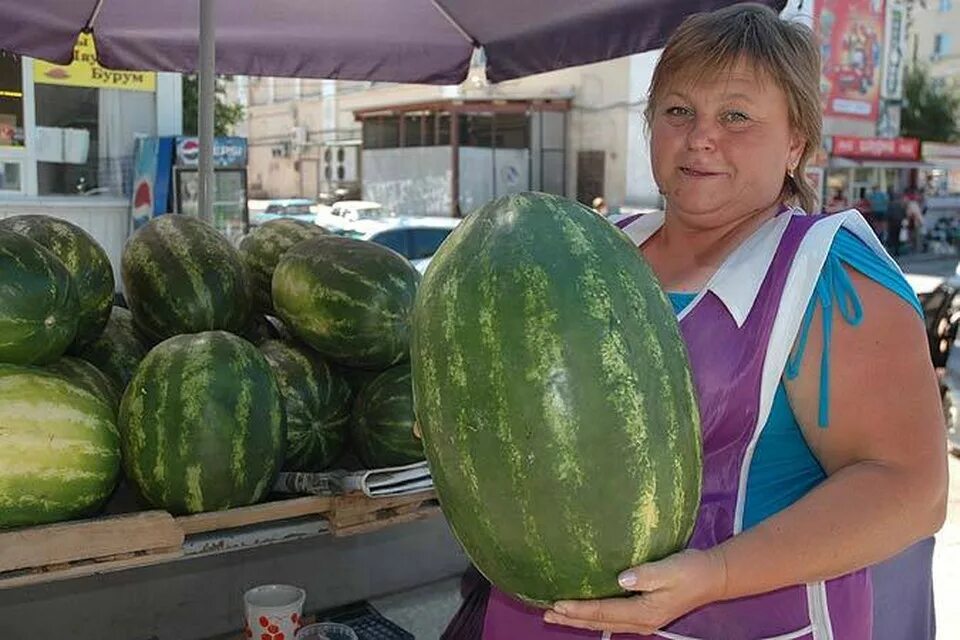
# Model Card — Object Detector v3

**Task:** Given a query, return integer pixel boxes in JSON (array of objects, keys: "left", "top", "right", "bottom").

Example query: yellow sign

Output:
[{"left": 34, "top": 33, "right": 156, "bottom": 92}]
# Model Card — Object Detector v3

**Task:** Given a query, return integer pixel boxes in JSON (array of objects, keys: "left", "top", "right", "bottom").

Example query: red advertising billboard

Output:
[
  {"left": 831, "top": 135, "right": 919, "bottom": 160},
  {"left": 816, "top": 0, "right": 886, "bottom": 121}
]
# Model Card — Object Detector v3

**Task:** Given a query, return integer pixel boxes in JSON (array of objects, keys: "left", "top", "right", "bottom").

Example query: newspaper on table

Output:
[{"left": 273, "top": 460, "right": 433, "bottom": 498}]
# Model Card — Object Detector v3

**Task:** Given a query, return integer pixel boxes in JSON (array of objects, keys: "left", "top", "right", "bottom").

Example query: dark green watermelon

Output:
[
  {"left": 239, "top": 219, "right": 327, "bottom": 313},
  {"left": 411, "top": 192, "right": 702, "bottom": 604},
  {"left": 119, "top": 331, "right": 285, "bottom": 515},
  {"left": 331, "top": 364, "right": 384, "bottom": 401},
  {"left": 121, "top": 214, "right": 251, "bottom": 342},
  {"left": 352, "top": 364, "right": 424, "bottom": 469},
  {"left": 74, "top": 306, "right": 149, "bottom": 395},
  {"left": 259, "top": 340, "right": 352, "bottom": 471},
  {"left": 0, "top": 228, "right": 79, "bottom": 365},
  {"left": 45, "top": 356, "right": 122, "bottom": 416},
  {"left": 273, "top": 236, "right": 419, "bottom": 369},
  {"left": 0, "top": 215, "right": 114, "bottom": 350}
]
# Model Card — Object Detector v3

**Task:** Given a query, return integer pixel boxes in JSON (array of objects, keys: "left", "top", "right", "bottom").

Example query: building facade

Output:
[
  {"left": 0, "top": 39, "right": 182, "bottom": 278},
  {"left": 910, "top": 0, "right": 960, "bottom": 87}
]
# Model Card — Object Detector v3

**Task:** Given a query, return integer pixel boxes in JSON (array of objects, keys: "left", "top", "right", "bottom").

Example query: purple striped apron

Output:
[{"left": 481, "top": 213, "right": 872, "bottom": 640}]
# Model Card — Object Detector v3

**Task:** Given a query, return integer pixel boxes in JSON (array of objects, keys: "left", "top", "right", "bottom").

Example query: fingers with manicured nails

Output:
[
  {"left": 544, "top": 609, "right": 658, "bottom": 635},
  {"left": 544, "top": 549, "right": 727, "bottom": 633},
  {"left": 616, "top": 557, "right": 672, "bottom": 591},
  {"left": 549, "top": 595, "right": 666, "bottom": 630}
]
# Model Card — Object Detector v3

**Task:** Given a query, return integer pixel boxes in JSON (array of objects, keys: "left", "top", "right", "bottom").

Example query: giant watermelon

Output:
[
  {"left": 121, "top": 214, "right": 251, "bottom": 342},
  {"left": 0, "top": 215, "right": 114, "bottom": 350},
  {"left": 0, "top": 365, "right": 121, "bottom": 528},
  {"left": 259, "top": 340, "right": 352, "bottom": 471},
  {"left": 352, "top": 364, "right": 424, "bottom": 469},
  {"left": 0, "top": 228, "right": 79, "bottom": 365},
  {"left": 74, "top": 306, "right": 148, "bottom": 395},
  {"left": 411, "top": 192, "right": 702, "bottom": 604},
  {"left": 119, "top": 331, "right": 285, "bottom": 514},
  {"left": 273, "top": 236, "right": 419, "bottom": 369},
  {"left": 239, "top": 219, "right": 326, "bottom": 313}
]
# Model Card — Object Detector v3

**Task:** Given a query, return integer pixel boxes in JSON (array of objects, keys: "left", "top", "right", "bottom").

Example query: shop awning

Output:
[
  {"left": 925, "top": 157, "right": 960, "bottom": 170},
  {"left": 829, "top": 158, "right": 936, "bottom": 170}
]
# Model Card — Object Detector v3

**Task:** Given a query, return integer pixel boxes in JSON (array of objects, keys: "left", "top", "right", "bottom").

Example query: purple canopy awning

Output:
[{"left": 0, "top": 0, "right": 785, "bottom": 84}]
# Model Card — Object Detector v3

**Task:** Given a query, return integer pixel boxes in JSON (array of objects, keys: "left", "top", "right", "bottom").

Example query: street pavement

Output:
[
  {"left": 935, "top": 455, "right": 960, "bottom": 640},
  {"left": 895, "top": 253, "right": 958, "bottom": 640}
]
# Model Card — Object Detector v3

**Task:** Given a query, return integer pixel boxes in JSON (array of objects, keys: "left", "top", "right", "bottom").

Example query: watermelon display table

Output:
[{"left": 0, "top": 491, "right": 466, "bottom": 640}]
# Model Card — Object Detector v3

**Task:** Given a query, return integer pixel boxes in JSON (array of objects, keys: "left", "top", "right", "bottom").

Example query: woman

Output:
[
  {"left": 481, "top": 5, "right": 946, "bottom": 639},
  {"left": 906, "top": 198, "right": 924, "bottom": 253}
]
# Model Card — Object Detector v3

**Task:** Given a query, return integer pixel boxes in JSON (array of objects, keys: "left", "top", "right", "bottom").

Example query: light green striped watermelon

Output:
[
  {"left": 121, "top": 214, "right": 252, "bottom": 343},
  {"left": 352, "top": 364, "right": 424, "bottom": 469},
  {"left": 0, "top": 364, "right": 121, "bottom": 528},
  {"left": 0, "top": 228, "right": 79, "bottom": 365},
  {"left": 119, "top": 331, "right": 285, "bottom": 515},
  {"left": 0, "top": 215, "right": 114, "bottom": 350},
  {"left": 411, "top": 192, "right": 702, "bottom": 604},
  {"left": 73, "top": 306, "right": 148, "bottom": 395},
  {"left": 273, "top": 236, "right": 420, "bottom": 369},
  {"left": 46, "top": 356, "right": 122, "bottom": 416},
  {"left": 239, "top": 219, "right": 327, "bottom": 313},
  {"left": 259, "top": 340, "right": 352, "bottom": 471}
]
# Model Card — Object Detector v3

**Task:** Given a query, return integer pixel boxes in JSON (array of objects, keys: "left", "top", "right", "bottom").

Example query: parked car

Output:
[
  {"left": 920, "top": 263, "right": 960, "bottom": 454},
  {"left": 332, "top": 216, "right": 461, "bottom": 272},
  {"left": 251, "top": 198, "right": 318, "bottom": 226}
]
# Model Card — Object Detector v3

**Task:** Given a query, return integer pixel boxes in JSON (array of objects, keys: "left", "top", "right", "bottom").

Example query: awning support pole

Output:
[{"left": 198, "top": 0, "right": 216, "bottom": 223}]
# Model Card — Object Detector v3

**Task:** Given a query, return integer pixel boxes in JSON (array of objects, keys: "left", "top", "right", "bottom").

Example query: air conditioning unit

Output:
[{"left": 322, "top": 144, "right": 359, "bottom": 183}]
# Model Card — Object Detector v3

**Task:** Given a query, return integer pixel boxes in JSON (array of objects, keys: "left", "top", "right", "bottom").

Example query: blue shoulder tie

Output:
[{"left": 785, "top": 251, "right": 864, "bottom": 428}]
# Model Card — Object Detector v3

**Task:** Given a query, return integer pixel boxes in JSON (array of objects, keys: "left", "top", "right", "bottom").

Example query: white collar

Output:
[{"left": 620, "top": 210, "right": 798, "bottom": 327}]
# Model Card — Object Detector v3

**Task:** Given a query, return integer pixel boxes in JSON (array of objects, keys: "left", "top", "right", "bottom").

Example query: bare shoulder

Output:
[{"left": 784, "top": 265, "right": 942, "bottom": 474}]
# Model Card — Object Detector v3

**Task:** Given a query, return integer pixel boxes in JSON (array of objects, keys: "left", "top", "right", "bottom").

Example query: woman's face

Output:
[{"left": 650, "top": 58, "right": 805, "bottom": 228}]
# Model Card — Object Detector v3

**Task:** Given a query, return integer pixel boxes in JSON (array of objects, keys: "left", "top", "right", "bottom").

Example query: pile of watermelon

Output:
[{"left": 0, "top": 212, "right": 426, "bottom": 527}]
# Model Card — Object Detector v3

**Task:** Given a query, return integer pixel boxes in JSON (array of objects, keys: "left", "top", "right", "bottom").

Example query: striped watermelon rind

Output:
[
  {"left": 239, "top": 219, "right": 327, "bottom": 314},
  {"left": 74, "top": 306, "right": 149, "bottom": 395},
  {"left": 45, "top": 356, "right": 122, "bottom": 416},
  {"left": 0, "top": 215, "right": 114, "bottom": 350},
  {"left": 272, "top": 235, "right": 420, "bottom": 369},
  {"left": 411, "top": 192, "right": 702, "bottom": 604},
  {"left": 121, "top": 214, "right": 252, "bottom": 343},
  {"left": 0, "top": 364, "right": 121, "bottom": 528},
  {"left": 352, "top": 364, "right": 424, "bottom": 469},
  {"left": 0, "top": 228, "right": 79, "bottom": 365},
  {"left": 119, "top": 331, "right": 285, "bottom": 515},
  {"left": 259, "top": 340, "right": 352, "bottom": 471}
]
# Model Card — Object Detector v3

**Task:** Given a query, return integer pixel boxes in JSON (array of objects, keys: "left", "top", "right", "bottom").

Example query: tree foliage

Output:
[
  {"left": 182, "top": 75, "right": 246, "bottom": 137},
  {"left": 901, "top": 65, "right": 960, "bottom": 143}
]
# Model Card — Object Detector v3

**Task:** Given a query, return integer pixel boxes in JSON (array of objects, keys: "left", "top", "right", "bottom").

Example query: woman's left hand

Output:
[{"left": 543, "top": 548, "right": 727, "bottom": 635}]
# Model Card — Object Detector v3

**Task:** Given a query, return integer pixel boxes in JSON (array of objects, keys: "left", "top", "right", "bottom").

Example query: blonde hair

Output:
[{"left": 644, "top": 3, "right": 822, "bottom": 213}]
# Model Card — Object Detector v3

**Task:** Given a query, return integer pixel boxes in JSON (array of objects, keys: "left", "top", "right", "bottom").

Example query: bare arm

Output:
[{"left": 716, "top": 267, "right": 947, "bottom": 598}]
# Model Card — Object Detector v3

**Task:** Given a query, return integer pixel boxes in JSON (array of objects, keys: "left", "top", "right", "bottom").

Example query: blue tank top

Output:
[{"left": 667, "top": 228, "right": 921, "bottom": 528}]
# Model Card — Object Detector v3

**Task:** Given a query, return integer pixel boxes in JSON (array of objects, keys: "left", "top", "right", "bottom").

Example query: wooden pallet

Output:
[
  {"left": 0, "top": 511, "right": 184, "bottom": 589},
  {"left": 0, "top": 491, "right": 441, "bottom": 589},
  {"left": 328, "top": 491, "right": 440, "bottom": 537}
]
